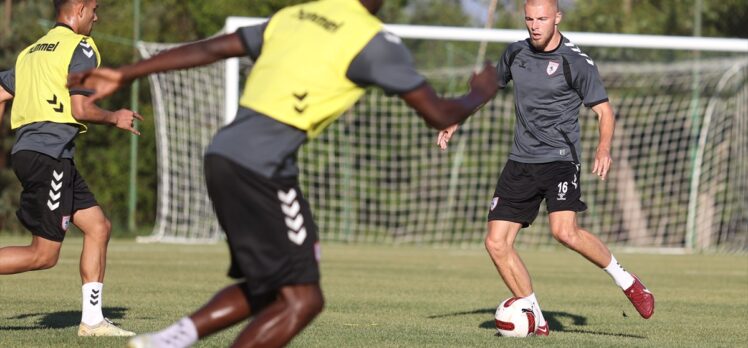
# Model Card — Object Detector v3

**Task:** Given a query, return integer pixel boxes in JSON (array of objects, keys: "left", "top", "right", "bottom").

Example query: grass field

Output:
[{"left": 1, "top": 235, "right": 746, "bottom": 347}]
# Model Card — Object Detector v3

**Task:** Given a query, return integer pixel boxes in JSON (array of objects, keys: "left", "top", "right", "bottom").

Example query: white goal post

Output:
[{"left": 137, "top": 17, "right": 748, "bottom": 252}]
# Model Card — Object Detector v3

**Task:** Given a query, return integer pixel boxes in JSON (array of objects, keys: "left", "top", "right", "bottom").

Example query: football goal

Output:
[{"left": 136, "top": 17, "right": 748, "bottom": 252}]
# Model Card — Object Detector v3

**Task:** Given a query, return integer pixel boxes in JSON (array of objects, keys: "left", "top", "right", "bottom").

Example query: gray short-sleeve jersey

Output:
[
  {"left": 11, "top": 35, "right": 100, "bottom": 159},
  {"left": 497, "top": 36, "right": 608, "bottom": 163},
  {"left": 207, "top": 25, "right": 425, "bottom": 178}
]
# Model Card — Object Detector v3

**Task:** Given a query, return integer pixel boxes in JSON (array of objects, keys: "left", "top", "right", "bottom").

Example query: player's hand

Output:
[
  {"left": 112, "top": 109, "right": 144, "bottom": 136},
  {"left": 67, "top": 67, "right": 126, "bottom": 102},
  {"left": 437, "top": 124, "right": 459, "bottom": 150},
  {"left": 469, "top": 61, "right": 499, "bottom": 103},
  {"left": 593, "top": 147, "right": 612, "bottom": 180}
]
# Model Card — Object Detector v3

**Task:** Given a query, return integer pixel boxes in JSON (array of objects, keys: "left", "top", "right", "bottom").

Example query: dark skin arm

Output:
[
  {"left": 400, "top": 62, "right": 497, "bottom": 130},
  {"left": 68, "top": 33, "right": 246, "bottom": 100},
  {"left": 69, "top": 33, "right": 498, "bottom": 128}
]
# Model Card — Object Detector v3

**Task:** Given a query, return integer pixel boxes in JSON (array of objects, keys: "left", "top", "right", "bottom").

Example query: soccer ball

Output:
[{"left": 494, "top": 297, "right": 537, "bottom": 337}]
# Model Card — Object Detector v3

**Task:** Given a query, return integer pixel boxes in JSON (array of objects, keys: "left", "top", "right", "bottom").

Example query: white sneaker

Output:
[{"left": 78, "top": 318, "right": 135, "bottom": 337}]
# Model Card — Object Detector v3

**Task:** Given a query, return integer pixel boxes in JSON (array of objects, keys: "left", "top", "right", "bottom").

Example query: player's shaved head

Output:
[
  {"left": 54, "top": 0, "right": 98, "bottom": 36},
  {"left": 525, "top": 0, "right": 559, "bottom": 12},
  {"left": 54, "top": 0, "right": 90, "bottom": 16}
]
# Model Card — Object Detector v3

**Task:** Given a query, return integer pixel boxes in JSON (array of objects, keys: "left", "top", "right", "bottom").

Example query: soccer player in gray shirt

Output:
[{"left": 438, "top": 0, "right": 654, "bottom": 335}]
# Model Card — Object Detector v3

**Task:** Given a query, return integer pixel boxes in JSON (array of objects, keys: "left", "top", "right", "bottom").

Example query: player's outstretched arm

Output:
[
  {"left": 591, "top": 101, "right": 615, "bottom": 180},
  {"left": 68, "top": 33, "right": 247, "bottom": 101},
  {"left": 71, "top": 95, "right": 144, "bottom": 135},
  {"left": 400, "top": 62, "right": 498, "bottom": 131}
]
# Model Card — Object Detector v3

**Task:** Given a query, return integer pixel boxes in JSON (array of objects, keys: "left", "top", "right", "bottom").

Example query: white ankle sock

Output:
[
  {"left": 150, "top": 317, "right": 199, "bottom": 348},
  {"left": 81, "top": 282, "right": 104, "bottom": 326},
  {"left": 523, "top": 293, "right": 546, "bottom": 326},
  {"left": 604, "top": 255, "right": 635, "bottom": 290}
]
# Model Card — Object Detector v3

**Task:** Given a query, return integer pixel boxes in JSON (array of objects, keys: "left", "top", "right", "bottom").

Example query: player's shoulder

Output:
[
  {"left": 372, "top": 30, "right": 404, "bottom": 46},
  {"left": 74, "top": 37, "right": 99, "bottom": 57},
  {"left": 351, "top": 29, "right": 412, "bottom": 67},
  {"left": 506, "top": 39, "right": 528, "bottom": 54},
  {"left": 558, "top": 36, "right": 597, "bottom": 68}
]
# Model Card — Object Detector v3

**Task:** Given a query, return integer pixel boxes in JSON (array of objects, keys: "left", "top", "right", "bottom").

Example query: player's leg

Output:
[
  {"left": 0, "top": 235, "right": 61, "bottom": 273},
  {"left": 232, "top": 283, "right": 324, "bottom": 347},
  {"left": 70, "top": 165, "right": 134, "bottom": 336},
  {"left": 545, "top": 161, "right": 654, "bottom": 319},
  {"left": 548, "top": 211, "right": 654, "bottom": 318},
  {"left": 128, "top": 282, "right": 250, "bottom": 348},
  {"left": 189, "top": 283, "right": 252, "bottom": 337},
  {"left": 486, "top": 160, "right": 548, "bottom": 334},
  {"left": 73, "top": 206, "right": 110, "bottom": 283},
  {"left": 1, "top": 151, "right": 73, "bottom": 273},
  {"left": 485, "top": 220, "right": 531, "bottom": 296},
  {"left": 548, "top": 211, "right": 611, "bottom": 266},
  {"left": 129, "top": 155, "right": 323, "bottom": 348}
]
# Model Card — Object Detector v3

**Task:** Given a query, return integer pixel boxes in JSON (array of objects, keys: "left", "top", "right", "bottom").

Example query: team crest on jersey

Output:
[
  {"left": 546, "top": 61, "right": 560, "bottom": 75},
  {"left": 61, "top": 215, "right": 71, "bottom": 231}
]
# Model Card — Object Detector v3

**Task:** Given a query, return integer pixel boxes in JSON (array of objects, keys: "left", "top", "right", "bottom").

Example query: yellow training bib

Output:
[
  {"left": 12, "top": 26, "right": 101, "bottom": 132},
  {"left": 240, "top": 0, "right": 382, "bottom": 138}
]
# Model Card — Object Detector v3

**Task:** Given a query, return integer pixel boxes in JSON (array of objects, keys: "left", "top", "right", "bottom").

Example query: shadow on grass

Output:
[
  {"left": 0, "top": 307, "right": 129, "bottom": 331},
  {"left": 429, "top": 308, "right": 646, "bottom": 339}
]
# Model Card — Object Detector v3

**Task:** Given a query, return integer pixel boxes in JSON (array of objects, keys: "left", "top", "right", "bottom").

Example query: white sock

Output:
[
  {"left": 81, "top": 282, "right": 104, "bottom": 326},
  {"left": 604, "top": 255, "right": 635, "bottom": 290},
  {"left": 523, "top": 293, "right": 546, "bottom": 326},
  {"left": 149, "top": 317, "right": 199, "bottom": 348}
]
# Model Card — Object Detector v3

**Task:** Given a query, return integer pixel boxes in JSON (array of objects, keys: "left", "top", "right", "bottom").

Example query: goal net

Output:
[{"left": 137, "top": 19, "right": 748, "bottom": 252}]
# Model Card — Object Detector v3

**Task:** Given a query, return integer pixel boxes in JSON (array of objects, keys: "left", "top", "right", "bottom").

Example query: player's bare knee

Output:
[
  {"left": 284, "top": 286, "right": 324, "bottom": 319},
  {"left": 299, "top": 290, "right": 325, "bottom": 317},
  {"left": 307, "top": 290, "right": 325, "bottom": 317},
  {"left": 484, "top": 234, "right": 512, "bottom": 256},
  {"left": 32, "top": 251, "right": 59, "bottom": 270},
  {"left": 551, "top": 226, "right": 580, "bottom": 247},
  {"left": 85, "top": 219, "right": 112, "bottom": 241}
]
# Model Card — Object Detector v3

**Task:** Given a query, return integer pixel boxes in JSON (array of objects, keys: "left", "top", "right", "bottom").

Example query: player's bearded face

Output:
[{"left": 524, "top": 3, "right": 560, "bottom": 51}]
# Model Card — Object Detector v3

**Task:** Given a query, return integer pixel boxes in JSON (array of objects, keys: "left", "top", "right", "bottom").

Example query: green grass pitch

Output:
[{"left": 1, "top": 236, "right": 746, "bottom": 347}]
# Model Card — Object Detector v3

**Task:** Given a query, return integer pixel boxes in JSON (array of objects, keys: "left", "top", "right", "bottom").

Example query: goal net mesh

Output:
[{"left": 137, "top": 38, "right": 747, "bottom": 251}]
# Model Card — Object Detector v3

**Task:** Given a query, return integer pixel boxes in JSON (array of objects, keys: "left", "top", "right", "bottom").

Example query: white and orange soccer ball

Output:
[{"left": 494, "top": 297, "right": 537, "bottom": 337}]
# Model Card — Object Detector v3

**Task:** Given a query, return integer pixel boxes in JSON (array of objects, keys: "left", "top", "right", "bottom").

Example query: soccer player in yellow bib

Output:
[
  {"left": 69, "top": 0, "right": 498, "bottom": 347},
  {"left": 0, "top": 0, "right": 140, "bottom": 337}
]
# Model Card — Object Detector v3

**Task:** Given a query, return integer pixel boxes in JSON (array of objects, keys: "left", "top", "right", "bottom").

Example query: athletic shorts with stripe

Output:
[
  {"left": 11, "top": 150, "right": 98, "bottom": 242},
  {"left": 487, "top": 160, "right": 587, "bottom": 227},
  {"left": 204, "top": 154, "right": 321, "bottom": 300}
]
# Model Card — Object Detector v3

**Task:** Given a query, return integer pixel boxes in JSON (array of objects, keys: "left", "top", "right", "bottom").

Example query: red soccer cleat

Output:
[
  {"left": 623, "top": 274, "right": 655, "bottom": 319},
  {"left": 534, "top": 322, "right": 549, "bottom": 336}
]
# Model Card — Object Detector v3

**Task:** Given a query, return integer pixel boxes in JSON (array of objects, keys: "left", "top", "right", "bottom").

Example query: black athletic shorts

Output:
[
  {"left": 204, "top": 154, "right": 321, "bottom": 298},
  {"left": 487, "top": 160, "right": 587, "bottom": 227},
  {"left": 11, "top": 150, "right": 98, "bottom": 242}
]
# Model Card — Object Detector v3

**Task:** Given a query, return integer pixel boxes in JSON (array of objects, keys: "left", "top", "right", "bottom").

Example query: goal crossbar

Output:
[
  {"left": 135, "top": 17, "right": 747, "bottom": 252},
  {"left": 223, "top": 17, "right": 748, "bottom": 124}
]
